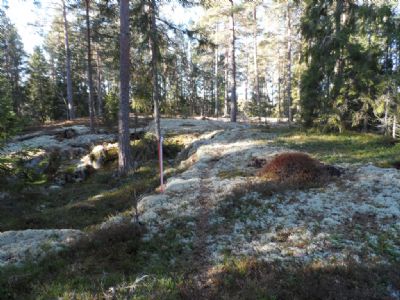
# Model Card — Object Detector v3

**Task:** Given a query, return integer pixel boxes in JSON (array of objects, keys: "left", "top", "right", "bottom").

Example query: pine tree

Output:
[
  {"left": 84, "top": 0, "right": 95, "bottom": 133},
  {"left": 62, "top": 0, "right": 75, "bottom": 120},
  {"left": 0, "top": 9, "right": 25, "bottom": 116},
  {"left": 26, "top": 47, "right": 55, "bottom": 122},
  {"left": 118, "top": 0, "right": 134, "bottom": 176}
]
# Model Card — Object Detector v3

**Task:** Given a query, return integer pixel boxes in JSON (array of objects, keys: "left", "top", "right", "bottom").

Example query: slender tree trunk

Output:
[
  {"left": 245, "top": 53, "right": 248, "bottom": 102},
  {"left": 286, "top": 0, "right": 292, "bottom": 124},
  {"left": 202, "top": 78, "right": 206, "bottom": 117},
  {"left": 333, "top": 0, "right": 347, "bottom": 101},
  {"left": 149, "top": 0, "right": 161, "bottom": 141},
  {"left": 229, "top": 0, "right": 237, "bottom": 123},
  {"left": 118, "top": 0, "right": 134, "bottom": 175},
  {"left": 85, "top": 0, "right": 95, "bottom": 132},
  {"left": 278, "top": 75, "right": 282, "bottom": 121},
  {"left": 214, "top": 44, "right": 219, "bottom": 117},
  {"left": 363, "top": 107, "right": 368, "bottom": 132},
  {"left": 96, "top": 51, "right": 103, "bottom": 117},
  {"left": 187, "top": 40, "right": 195, "bottom": 117},
  {"left": 253, "top": 5, "right": 260, "bottom": 120},
  {"left": 224, "top": 47, "right": 229, "bottom": 117},
  {"left": 62, "top": 0, "right": 74, "bottom": 120},
  {"left": 384, "top": 96, "right": 390, "bottom": 135},
  {"left": 393, "top": 114, "right": 397, "bottom": 139}
]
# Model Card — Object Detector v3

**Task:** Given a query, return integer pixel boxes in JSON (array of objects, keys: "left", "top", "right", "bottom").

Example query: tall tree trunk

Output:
[
  {"left": 224, "top": 47, "right": 229, "bottom": 117},
  {"left": 286, "top": 0, "right": 292, "bottom": 124},
  {"left": 384, "top": 96, "right": 390, "bottom": 135},
  {"left": 62, "top": 0, "right": 74, "bottom": 120},
  {"left": 333, "top": 0, "right": 347, "bottom": 101},
  {"left": 96, "top": 50, "right": 103, "bottom": 117},
  {"left": 278, "top": 74, "right": 282, "bottom": 121},
  {"left": 118, "top": 0, "right": 134, "bottom": 175},
  {"left": 187, "top": 40, "right": 195, "bottom": 116},
  {"left": 202, "top": 78, "right": 206, "bottom": 117},
  {"left": 149, "top": 0, "right": 161, "bottom": 141},
  {"left": 362, "top": 106, "right": 368, "bottom": 132},
  {"left": 229, "top": 0, "right": 237, "bottom": 123},
  {"left": 393, "top": 114, "right": 397, "bottom": 139},
  {"left": 253, "top": 4, "right": 260, "bottom": 120},
  {"left": 245, "top": 53, "right": 249, "bottom": 102},
  {"left": 214, "top": 44, "right": 219, "bottom": 117},
  {"left": 85, "top": 0, "right": 95, "bottom": 133}
]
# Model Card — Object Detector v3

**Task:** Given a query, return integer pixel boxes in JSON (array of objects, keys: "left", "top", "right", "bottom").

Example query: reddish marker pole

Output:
[{"left": 158, "top": 136, "right": 164, "bottom": 192}]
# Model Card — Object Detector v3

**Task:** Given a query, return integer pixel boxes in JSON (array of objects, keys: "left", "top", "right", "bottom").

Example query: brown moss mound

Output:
[{"left": 258, "top": 152, "right": 338, "bottom": 186}]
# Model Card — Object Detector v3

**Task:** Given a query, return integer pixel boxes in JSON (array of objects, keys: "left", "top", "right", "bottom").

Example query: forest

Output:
[
  {"left": 0, "top": 0, "right": 400, "bottom": 299},
  {"left": 1, "top": 0, "right": 399, "bottom": 142}
]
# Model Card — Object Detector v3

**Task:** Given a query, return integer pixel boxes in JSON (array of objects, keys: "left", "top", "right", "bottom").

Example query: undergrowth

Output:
[
  {"left": 0, "top": 134, "right": 186, "bottom": 231},
  {"left": 179, "top": 257, "right": 400, "bottom": 300},
  {"left": 273, "top": 129, "right": 400, "bottom": 167},
  {"left": 1, "top": 127, "right": 400, "bottom": 299},
  {"left": 0, "top": 215, "right": 198, "bottom": 299}
]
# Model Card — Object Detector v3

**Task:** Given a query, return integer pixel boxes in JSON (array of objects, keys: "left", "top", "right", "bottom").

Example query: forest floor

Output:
[{"left": 1, "top": 117, "right": 400, "bottom": 299}]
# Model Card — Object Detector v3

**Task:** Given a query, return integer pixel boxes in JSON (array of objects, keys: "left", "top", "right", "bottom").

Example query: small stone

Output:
[
  {"left": 49, "top": 185, "right": 62, "bottom": 192},
  {"left": 63, "top": 128, "right": 77, "bottom": 139}
]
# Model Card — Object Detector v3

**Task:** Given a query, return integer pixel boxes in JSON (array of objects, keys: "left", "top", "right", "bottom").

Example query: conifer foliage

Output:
[{"left": 0, "top": 0, "right": 399, "bottom": 142}]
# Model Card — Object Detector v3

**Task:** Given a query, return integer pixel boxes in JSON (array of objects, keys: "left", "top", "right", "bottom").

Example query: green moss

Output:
[
  {"left": 63, "top": 165, "right": 76, "bottom": 175},
  {"left": 104, "top": 147, "right": 118, "bottom": 161},
  {"left": 273, "top": 129, "right": 400, "bottom": 166}
]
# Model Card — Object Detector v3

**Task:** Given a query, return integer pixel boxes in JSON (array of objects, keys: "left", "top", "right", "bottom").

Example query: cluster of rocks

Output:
[
  {"left": 1, "top": 126, "right": 122, "bottom": 186},
  {"left": 0, "top": 125, "right": 144, "bottom": 267},
  {"left": 57, "top": 142, "right": 119, "bottom": 184}
]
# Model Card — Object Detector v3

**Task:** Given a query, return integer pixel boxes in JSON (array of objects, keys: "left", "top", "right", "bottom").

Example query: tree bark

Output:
[
  {"left": 202, "top": 78, "right": 206, "bottom": 117},
  {"left": 118, "top": 0, "right": 134, "bottom": 176},
  {"left": 62, "top": 0, "right": 74, "bottom": 120},
  {"left": 384, "top": 96, "right": 390, "bottom": 135},
  {"left": 278, "top": 75, "right": 282, "bottom": 121},
  {"left": 245, "top": 53, "right": 249, "bottom": 102},
  {"left": 149, "top": 0, "right": 161, "bottom": 141},
  {"left": 214, "top": 44, "right": 219, "bottom": 117},
  {"left": 96, "top": 50, "right": 103, "bottom": 117},
  {"left": 253, "top": 5, "right": 260, "bottom": 120},
  {"left": 286, "top": 0, "right": 292, "bottom": 124},
  {"left": 85, "top": 0, "right": 95, "bottom": 133},
  {"left": 224, "top": 47, "right": 229, "bottom": 117},
  {"left": 229, "top": 0, "right": 237, "bottom": 123}
]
